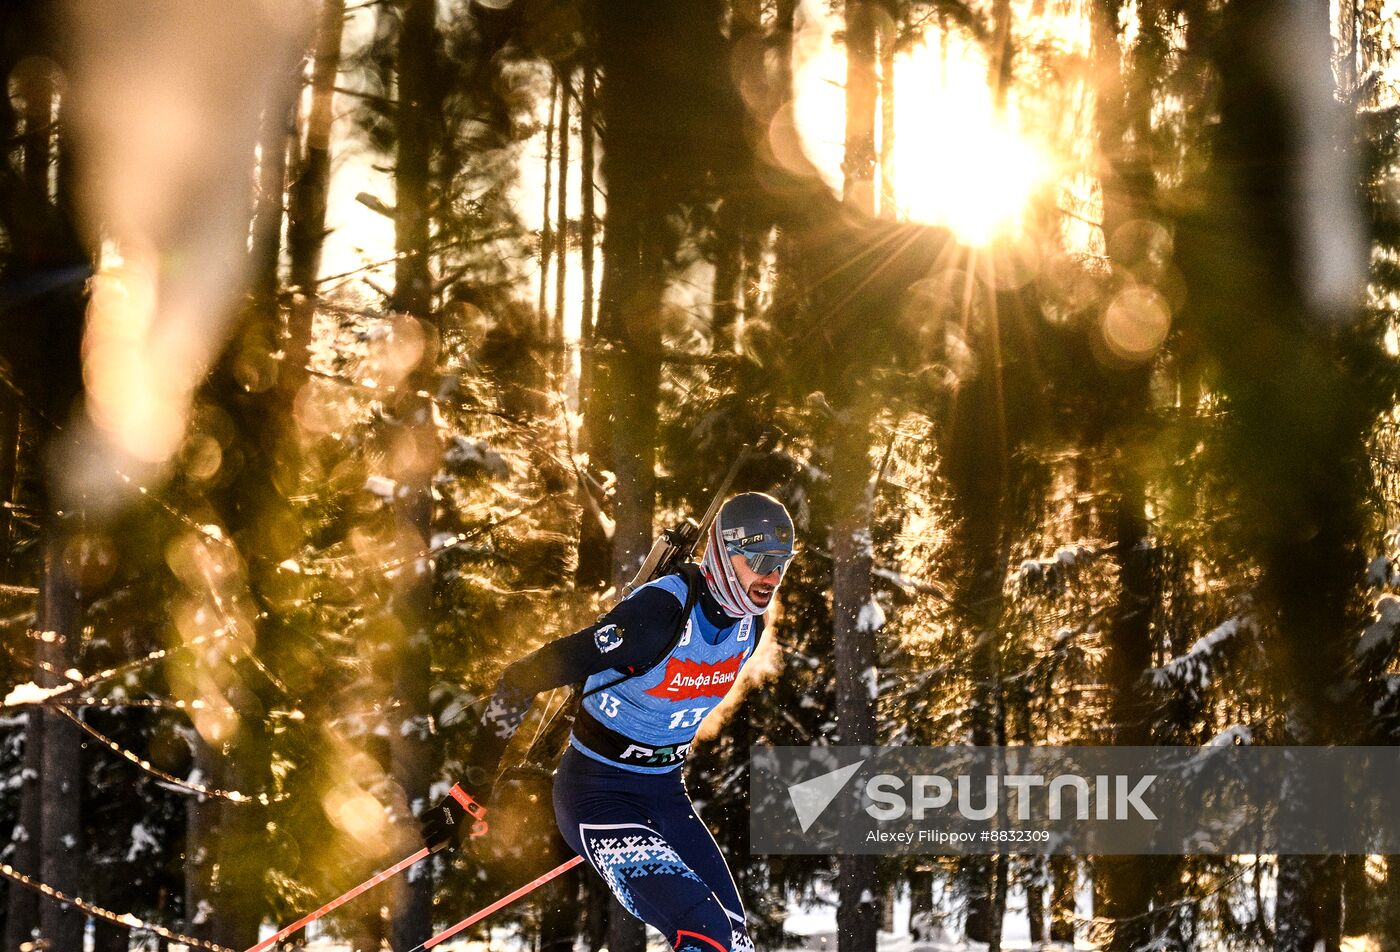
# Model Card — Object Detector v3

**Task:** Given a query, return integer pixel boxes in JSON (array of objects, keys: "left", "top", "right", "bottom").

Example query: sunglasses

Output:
[{"left": 728, "top": 546, "right": 794, "bottom": 576}]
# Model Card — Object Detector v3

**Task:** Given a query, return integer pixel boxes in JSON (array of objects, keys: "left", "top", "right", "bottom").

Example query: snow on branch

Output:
[
  {"left": 1207, "top": 724, "right": 1254, "bottom": 746},
  {"left": 1013, "top": 544, "right": 1103, "bottom": 598},
  {"left": 1148, "top": 614, "right": 1254, "bottom": 692},
  {"left": 1355, "top": 595, "right": 1400, "bottom": 668},
  {"left": 1366, "top": 555, "right": 1396, "bottom": 590},
  {"left": 857, "top": 599, "right": 887, "bottom": 633},
  {"left": 872, "top": 565, "right": 949, "bottom": 600},
  {"left": 1376, "top": 674, "right": 1400, "bottom": 716},
  {"left": 1, "top": 682, "right": 72, "bottom": 707}
]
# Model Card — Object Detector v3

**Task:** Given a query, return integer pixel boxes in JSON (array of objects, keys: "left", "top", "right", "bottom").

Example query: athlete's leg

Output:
[
  {"left": 553, "top": 748, "right": 737, "bottom": 951},
  {"left": 654, "top": 780, "right": 754, "bottom": 952}
]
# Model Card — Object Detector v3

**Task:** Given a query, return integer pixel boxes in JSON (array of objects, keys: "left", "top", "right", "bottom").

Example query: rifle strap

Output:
[
  {"left": 582, "top": 562, "right": 703, "bottom": 699},
  {"left": 523, "top": 564, "right": 703, "bottom": 767}
]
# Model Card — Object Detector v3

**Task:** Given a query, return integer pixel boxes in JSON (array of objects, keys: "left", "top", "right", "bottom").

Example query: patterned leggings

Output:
[{"left": 553, "top": 745, "right": 754, "bottom": 952}]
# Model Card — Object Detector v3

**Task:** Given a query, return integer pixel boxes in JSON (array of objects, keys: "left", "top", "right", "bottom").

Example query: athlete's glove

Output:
[{"left": 420, "top": 782, "right": 489, "bottom": 854}]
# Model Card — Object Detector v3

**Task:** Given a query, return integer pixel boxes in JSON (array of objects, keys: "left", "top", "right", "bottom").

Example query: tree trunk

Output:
[
  {"left": 957, "top": 596, "right": 1004, "bottom": 944},
  {"left": 346, "top": 901, "right": 385, "bottom": 952},
  {"left": 386, "top": 566, "right": 434, "bottom": 952},
  {"left": 843, "top": 1, "right": 878, "bottom": 210},
  {"left": 594, "top": 184, "right": 662, "bottom": 590},
  {"left": 606, "top": 897, "right": 646, "bottom": 952},
  {"left": 834, "top": 6, "right": 880, "bottom": 950},
  {"left": 539, "top": 77, "right": 557, "bottom": 322},
  {"left": 1340, "top": 855, "right": 1370, "bottom": 937},
  {"left": 944, "top": 306, "right": 1010, "bottom": 945},
  {"left": 908, "top": 870, "right": 933, "bottom": 939},
  {"left": 574, "top": 59, "right": 609, "bottom": 590},
  {"left": 554, "top": 66, "right": 571, "bottom": 369},
  {"left": 394, "top": 0, "right": 435, "bottom": 321},
  {"left": 0, "top": 405, "right": 19, "bottom": 572},
  {"left": 38, "top": 531, "right": 83, "bottom": 952},
  {"left": 580, "top": 62, "right": 597, "bottom": 350},
  {"left": 286, "top": 0, "right": 347, "bottom": 387},
  {"left": 0, "top": 57, "right": 48, "bottom": 569},
  {"left": 599, "top": 190, "right": 663, "bottom": 593},
  {"left": 388, "top": 0, "right": 439, "bottom": 948},
  {"left": 1093, "top": 441, "right": 1156, "bottom": 951},
  {"left": 0, "top": 43, "right": 86, "bottom": 952},
  {"left": 1316, "top": 856, "right": 1343, "bottom": 952},
  {"left": 92, "top": 917, "right": 131, "bottom": 952},
  {"left": 1025, "top": 859, "right": 1045, "bottom": 945},
  {"left": 4, "top": 707, "right": 43, "bottom": 951},
  {"left": 538, "top": 867, "right": 581, "bottom": 952},
  {"left": 583, "top": 874, "right": 610, "bottom": 952},
  {"left": 17, "top": 56, "right": 52, "bottom": 198},
  {"left": 718, "top": 0, "right": 761, "bottom": 352},
  {"left": 711, "top": 200, "right": 742, "bottom": 350},
  {"left": 185, "top": 739, "right": 222, "bottom": 945},
  {"left": 1380, "top": 858, "right": 1400, "bottom": 952},
  {"left": 211, "top": 735, "right": 269, "bottom": 951},
  {"left": 1175, "top": 0, "right": 1373, "bottom": 946},
  {"left": 594, "top": 0, "right": 673, "bottom": 596},
  {"left": 1093, "top": 408, "right": 1157, "bottom": 950},
  {"left": 877, "top": 8, "right": 895, "bottom": 219},
  {"left": 250, "top": 93, "right": 293, "bottom": 309},
  {"left": 831, "top": 398, "right": 880, "bottom": 952},
  {"left": 988, "top": 0, "right": 1013, "bottom": 108},
  {"left": 734, "top": 0, "right": 768, "bottom": 341},
  {"left": 606, "top": 297, "right": 661, "bottom": 592},
  {"left": 988, "top": 854, "right": 1008, "bottom": 952},
  {"left": 1049, "top": 856, "right": 1076, "bottom": 943},
  {"left": 1276, "top": 858, "right": 1323, "bottom": 952},
  {"left": 1089, "top": 0, "right": 1167, "bottom": 941}
]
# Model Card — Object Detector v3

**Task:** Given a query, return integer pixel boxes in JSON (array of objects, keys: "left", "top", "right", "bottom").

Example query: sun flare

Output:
[{"left": 792, "top": 4, "right": 1047, "bottom": 246}]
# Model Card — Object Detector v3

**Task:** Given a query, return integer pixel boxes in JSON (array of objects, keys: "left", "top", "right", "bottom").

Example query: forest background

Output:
[{"left": 1, "top": 0, "right": 1399, "bottom": 950}]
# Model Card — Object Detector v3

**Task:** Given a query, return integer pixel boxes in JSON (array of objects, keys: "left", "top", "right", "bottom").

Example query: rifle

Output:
[{"left": 619, "top": 447, "right": 748, "bottom": 599}]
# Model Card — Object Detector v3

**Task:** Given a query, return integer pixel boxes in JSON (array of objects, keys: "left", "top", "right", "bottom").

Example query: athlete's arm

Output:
[{"left": 471, "top": 586, "right": 686, "bottom": 768}]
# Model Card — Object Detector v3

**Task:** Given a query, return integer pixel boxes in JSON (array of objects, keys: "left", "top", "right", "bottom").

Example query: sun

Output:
[
  {"left": 791, "top": 3, "right": 1047, "bottom": 246},
  {"left": 890, "top": 38, "right": 1044, "bottom": 245}
]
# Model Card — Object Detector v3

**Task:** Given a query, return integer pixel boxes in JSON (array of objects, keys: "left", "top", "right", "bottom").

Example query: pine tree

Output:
[
  {"left": 0, "top": 7, "right": 89, "bottom": 948},
  {"left": 1174, "top": 0, "right": 1391, "bottom": 946}
]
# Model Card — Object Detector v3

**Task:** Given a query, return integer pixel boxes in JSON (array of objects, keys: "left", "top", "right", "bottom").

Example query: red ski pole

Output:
[
  {"left": 409, "top": 855, "right": 586, "bottom": 952},
  {"left": 245, "top": 785, "right": 487, "bottom": 952},
  {"left": 245, "top": 846, "right": 431, "bottom": 952}
]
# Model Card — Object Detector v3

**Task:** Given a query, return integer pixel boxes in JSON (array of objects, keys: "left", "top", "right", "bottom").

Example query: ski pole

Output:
[
  {"left": 246, "top": 785, "right": 488, "bottom": 952},
  {"left": 408, "top": 855, "right": 586, "bottom": 952},
  {"left": 244, "top": 846, "right": 430, "bottom": 952}
]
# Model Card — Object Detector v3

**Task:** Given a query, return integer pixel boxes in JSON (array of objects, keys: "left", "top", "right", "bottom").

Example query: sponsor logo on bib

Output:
[{"left": 645, "top": 653, "right": 746, "bottom": 700}]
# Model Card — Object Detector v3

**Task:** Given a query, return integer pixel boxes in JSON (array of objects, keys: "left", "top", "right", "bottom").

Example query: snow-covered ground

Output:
[
  {"left": 227, "top": 879, "right": 1086, "bottom": 952},
  {"left": 779, "top": 882, "right": 1091, "bottom": 952},
  {"left": 244, "top": 893, "right": 1079, "bottom": 952},
  {"left": 205, "top": 873, "right": 1386, "bottom": 952}
]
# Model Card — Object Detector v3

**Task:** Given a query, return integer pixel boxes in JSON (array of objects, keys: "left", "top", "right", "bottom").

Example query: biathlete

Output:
[{"left": 423, "top": 492, "right": 796, "bottom": 952}]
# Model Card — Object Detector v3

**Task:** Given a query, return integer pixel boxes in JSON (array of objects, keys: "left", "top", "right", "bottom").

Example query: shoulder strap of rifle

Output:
[
  {"left": 581, "top": 563, "right": 702, "bottom": 698},
  {"left": 521, "top": 567, "right": 704, "bottom": 767}
]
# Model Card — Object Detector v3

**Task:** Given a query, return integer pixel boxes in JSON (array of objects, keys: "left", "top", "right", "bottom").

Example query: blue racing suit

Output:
[{"left": 474, "top": 569, "right": 761, "bottom": 952}]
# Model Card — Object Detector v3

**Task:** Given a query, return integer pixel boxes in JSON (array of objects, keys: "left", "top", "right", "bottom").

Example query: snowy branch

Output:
[
  {"left": 1148, "top": 614, "right": 1254, "bottom": 693},
  {"left": 1355, "top": 594, "right": 1400, "bottom": 670}
]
